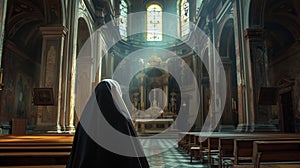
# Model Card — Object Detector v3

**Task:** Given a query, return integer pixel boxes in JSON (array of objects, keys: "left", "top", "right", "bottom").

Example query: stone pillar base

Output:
[
  {"left": 66, "top": 125, "right": 76, "bottom": 133},
  {"left": 33, "top": 124, "right": 60, "bottom": 134}
]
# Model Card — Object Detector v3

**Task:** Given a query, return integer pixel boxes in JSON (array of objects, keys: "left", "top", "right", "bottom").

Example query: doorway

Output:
[{"left": 280, "top": 91, "right": 295, "bottom": 132}]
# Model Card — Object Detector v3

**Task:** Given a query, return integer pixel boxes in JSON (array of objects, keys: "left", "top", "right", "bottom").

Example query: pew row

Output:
[
  {"left": 253, "top": 140, "right": 300, "bottom": 168},
  {"left": 178, "top": 132, "right": 300, "bottom": 168},
  {"left": 0, "top": 135, "right": 73, "bottom": 167}
]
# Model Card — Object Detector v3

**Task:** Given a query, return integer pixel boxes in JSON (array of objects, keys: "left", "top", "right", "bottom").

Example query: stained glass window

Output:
[
  {"left": 180, "top": 0, "right": 190, "bottom": 37},
  {"left": 119, "top": 0, "right": 128, "bottom": 39},
  {"left": 147, "top": 4, "right": 162, "bottom": 41}
]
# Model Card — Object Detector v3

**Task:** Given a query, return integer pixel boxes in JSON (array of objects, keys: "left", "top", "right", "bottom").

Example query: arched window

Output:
[
  {"left": 119, "top": 0, "right": 128, "bottom": 39},
  {"left": 180, "top": 0, "right": 189, "bottom": 37},
  {"left": 147, "top": 4, "right": 162, "bottom": 41}
]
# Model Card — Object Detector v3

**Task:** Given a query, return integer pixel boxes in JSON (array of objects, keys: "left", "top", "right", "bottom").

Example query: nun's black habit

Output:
[{"left": 66, "top": 79, "right": 149, "bottom": 168}]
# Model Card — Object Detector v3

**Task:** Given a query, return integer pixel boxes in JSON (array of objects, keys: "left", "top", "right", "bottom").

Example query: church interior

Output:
[{"left": 0, "top": 0, "right": 300, "bottom": 167}]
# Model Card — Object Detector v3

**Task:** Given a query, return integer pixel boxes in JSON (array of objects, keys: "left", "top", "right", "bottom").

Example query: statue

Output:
[{"left": 170, "top": 95, "right": 176, "bottom": 113}]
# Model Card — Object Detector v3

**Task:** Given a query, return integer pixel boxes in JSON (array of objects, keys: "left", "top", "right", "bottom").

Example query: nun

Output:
[{"left": 66, "top": 79, "right": 149, "bottom": 168}]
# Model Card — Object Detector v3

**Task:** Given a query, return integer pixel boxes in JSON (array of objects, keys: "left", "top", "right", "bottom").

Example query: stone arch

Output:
[
  {"left": 218, "top": 18, "right": 235, "bottom": 58},
  {"left": 75, "top": 17, "right": 94, "bottom": 118},
  {"left": 60, "top": 0, "right": 67, "bottom": 26},
  {"left": 77, "top": 17, "right": 92, "bottom": 55},
  {"left": 244, "top": 0, "right": 251, "bottom": 28},
  {"left": 263, "top": 0, "right": 300, "bottom": 61},
  {"left": 249, "top": 0, "right": 267, "bottom": 27}
]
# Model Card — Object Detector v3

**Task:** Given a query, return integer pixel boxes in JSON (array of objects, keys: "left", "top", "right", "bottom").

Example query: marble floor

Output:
[
  {"left": 141, "top": 139, "right": 208, "bottom": 168},
  {"left": 147, "top": 147, "right": 208, "bottom": 168}
]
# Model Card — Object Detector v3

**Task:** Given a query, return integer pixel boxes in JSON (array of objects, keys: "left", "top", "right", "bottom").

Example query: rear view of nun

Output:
[{"left": 66, "top": 79, "right": 149, "bottom": 168}]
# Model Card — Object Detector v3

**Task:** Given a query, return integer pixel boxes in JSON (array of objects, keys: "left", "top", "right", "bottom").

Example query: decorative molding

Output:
[
  {"left": 277, "top": 77, "right": 295, "bottom": 89},
  {"left": 40, "top": 26, "right": 68, "bottom": 36}
]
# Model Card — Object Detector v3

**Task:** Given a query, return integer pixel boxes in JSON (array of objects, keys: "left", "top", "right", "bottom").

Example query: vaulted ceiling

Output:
[
  {"left": 4, "top": 0, "right": 62, "bottom": 63},
  {"left": 264, "top": 0, "right": 300, "bottom": 61}
]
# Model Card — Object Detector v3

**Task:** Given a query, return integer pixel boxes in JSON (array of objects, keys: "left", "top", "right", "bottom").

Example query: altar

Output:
[
  {"left": 134, "top": 118, "right": 174, "bottom": 133},
  {"left": 127, "top": 58, "right": 180, "bottom": 134}
]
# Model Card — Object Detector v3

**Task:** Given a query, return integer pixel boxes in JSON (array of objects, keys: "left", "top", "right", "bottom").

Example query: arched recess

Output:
[
  {"left": 77, "top": 9, "right": 98, "bottom": 82},
  {"left": 247, "top": 0, "right": 300, "bottom": 132},
  {"left": 75, "top": 17, "right": 93, "bottom": 119},
  {"left": 262, "top": 0, "right": 300, "bottom": 132},
  {"left": 77, "top": 18, "right": 91, "bottom": 56},
  {"left": 248, "top": 0, "right": 267, "bottom": 27},
  {"left": 218, "top": 18, "right": 238, "bottom": 128}
]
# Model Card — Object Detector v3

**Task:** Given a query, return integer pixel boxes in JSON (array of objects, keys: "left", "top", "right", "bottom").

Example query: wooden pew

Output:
[
  {"left": 206, "top": 137, "right": 219, "bottom": 165},
  {"left": 201, "top": 133, "right": 252, "bottom": 166},
  {"left": 215, "top": 133, "right": 300, "bottom": 168},
  {"left": 178, "top": 132, "right": 188, "bottom": 151},
  {"left": 190, "top": 135, "right": 208, "bottom": 163},
  {"left": 253, "top": 140, "right": 300, "bottom": 168},
  {"left": 217, "top": 137, "right": 240, "bottom": 168},
  {"left": 233, "top": 134, "right": 300, "bottom": 167},
  {"left": 190, "top": 132, "right": 251, "bottom": 165},
  {"left": 217, "top": 134, "right": 256, "bottom": 168},
  {"left": 0, "top": 166, "right": 66, "bottom": 168},
  {"left": 214, "top": 133, "right": 256, "bottom": 168},
  {"left": 179, "top": 132, "right": 300, "bottom": 167},
  {"left": 178, "top": 132, "right": 204, "bottom": 163},
  {"left": 0, "top": 135, "right": 73, "bottom": 167}
]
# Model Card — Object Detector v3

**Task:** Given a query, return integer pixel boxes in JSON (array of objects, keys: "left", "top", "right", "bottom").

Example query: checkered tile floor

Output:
[{"left": 140, "top": 139, "right": 208, "bottom": 168}]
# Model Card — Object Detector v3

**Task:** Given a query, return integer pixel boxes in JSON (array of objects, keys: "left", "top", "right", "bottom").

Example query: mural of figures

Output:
[
  {"left": 15, "top": 74, "right": 32, "bottom": 119},
  {"left": 45, "top": 45, "right": 57, "bottom": 87},
  {"left": 0, "top": 74, "right": 14, "bottom": 121}
]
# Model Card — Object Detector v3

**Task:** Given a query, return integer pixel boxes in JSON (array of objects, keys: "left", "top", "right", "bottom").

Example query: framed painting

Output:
[{"left": 33, "top": 88, "right": 54, "bottom": 105}]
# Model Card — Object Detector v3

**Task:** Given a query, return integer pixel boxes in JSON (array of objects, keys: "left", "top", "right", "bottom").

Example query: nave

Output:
[{"left": 1, "top": 132, "right": 300, "bottom": 168}]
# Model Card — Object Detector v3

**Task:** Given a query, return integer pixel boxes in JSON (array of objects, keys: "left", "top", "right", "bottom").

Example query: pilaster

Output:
[
  {"left": 0, "top": 0, "right": 7, "bottom": 90},
  {"left": 36, "top": 26, "right": 68, "bottom": 133},
  {"left": 244, "top": 28, "right": 271, "bottom": 124}
]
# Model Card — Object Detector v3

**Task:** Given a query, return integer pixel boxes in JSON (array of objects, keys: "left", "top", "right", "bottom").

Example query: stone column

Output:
[
  {"left": 193, "top": 54, "right": 202, "bottom": 131},
  {"left": 207, "top": 18, "right": 220, "bottom": 131},
  {"left": 37, "top": 26, "right": 67, "bottom": 133},
  {"left": 162, "top": 74, "right": 169, "bottom": 111},
  {"left": 137, "top": 73, "right": 146, "bottom": 110},
  {"left": 110, "top": 53, "right": 114, "bottom": 77},
  {"left": 233, "top": 0, "right": 256, "bottom": 131},
  {"left": 64, "top": 0, "right": 79, "bottom": 133},
  {"left": 0, "top": 0, "right": 7, "bottom": 90},
  {"left": 94, "top": 33, "right": 104, "bottom": 86}
]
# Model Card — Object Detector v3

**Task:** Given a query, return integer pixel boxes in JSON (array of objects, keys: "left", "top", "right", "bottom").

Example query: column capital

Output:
[{"left": 40, "top": 26, "right": 68, "bottom": 36}]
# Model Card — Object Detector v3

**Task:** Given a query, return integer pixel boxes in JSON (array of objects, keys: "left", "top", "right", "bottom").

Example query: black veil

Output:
[{"left": 66, "top": 79, "right": 149, "bottom": 168}]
